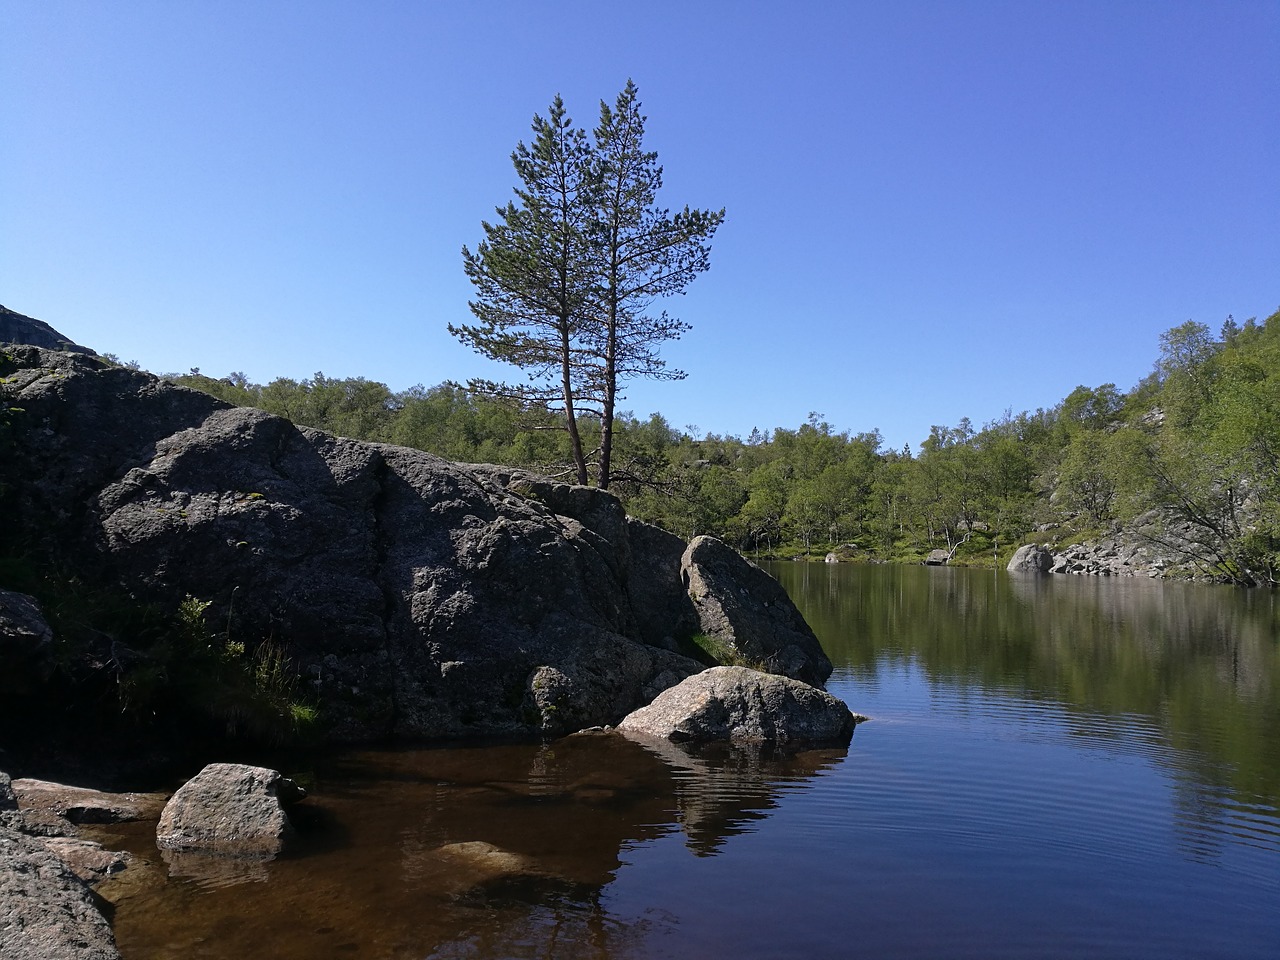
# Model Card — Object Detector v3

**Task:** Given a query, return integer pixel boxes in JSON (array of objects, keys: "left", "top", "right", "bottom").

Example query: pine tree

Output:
[
  {"left": 453, "top": 83, "right": 723, "bottom": 489},
  {"left": 587, "top": 80, "right": 724, "bottom": 489},
  {"left": 451, "top": 95, "right": 596, "bottom": 484}
]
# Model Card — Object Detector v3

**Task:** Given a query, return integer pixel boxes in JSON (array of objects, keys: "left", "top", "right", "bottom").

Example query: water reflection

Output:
[
  {"left": 620, "top": 736, "right": 847, "bottom": 856},
  {"left": 769, "top": 562, "right": 1280, "bottom": 853},
  {"left": 105, "top": 732, "right": 846, "bottom": 959},
  {"left": 158, "top": 846, "right": 271, "bottom": 888}
]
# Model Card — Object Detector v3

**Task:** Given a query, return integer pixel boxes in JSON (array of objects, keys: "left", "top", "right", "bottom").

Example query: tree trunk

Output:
[{"left": 560, "top": 325, "right": 589, "bottom": 486}]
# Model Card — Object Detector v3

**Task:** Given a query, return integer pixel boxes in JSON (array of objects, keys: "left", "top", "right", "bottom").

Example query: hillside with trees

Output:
[{"left": 172, "top": 307, "right": 1280, "bottom": 586}]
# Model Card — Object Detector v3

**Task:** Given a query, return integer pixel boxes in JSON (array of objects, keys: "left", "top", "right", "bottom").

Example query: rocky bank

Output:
[
  {"left": 1, "top": 329, "right": 834, "bottom": 742},
  {"left": 1007, "top": 513, "right": 1220, "bottom": 580}
]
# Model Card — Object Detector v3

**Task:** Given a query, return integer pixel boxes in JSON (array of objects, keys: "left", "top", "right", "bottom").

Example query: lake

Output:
[{"left": 100, "top": 564, "right": 1280, "bottom": 959}]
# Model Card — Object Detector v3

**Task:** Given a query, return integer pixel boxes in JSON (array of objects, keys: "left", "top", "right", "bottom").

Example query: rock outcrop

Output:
[
  {"left": 156, "top": 763, "right": 299, "bottom": 858},
  {"left": 1046, "top": 519, "right": 1207, "bottom": 578},
  {"left": 10, "top": 779, "right": 167, "bottom": 825},
  {"left": 0, "top": 771, "right": 140, "bottom": 960},
  {"left": 0, "top": 344, "right": 841, "bottom": 740},
  {"left": 1007, "top": 543, "right": 1053, "bottom": 574},
  {"left": 0, "top": 305, "right": 96, "bottom": 356},
  {"left": 0, "top": 590, "right": 55, "bottom": 694},
  {"left": 617, "top": 666, "right": 861, "bottom": 746},
  {"left": 0, "top": 827, "right": 121, "bottom": 960},
  {"left": 0, "top": 772, "right": 15, "bottom": 811}
]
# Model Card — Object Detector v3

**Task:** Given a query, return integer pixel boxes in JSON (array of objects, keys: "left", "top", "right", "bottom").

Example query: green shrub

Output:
[{"left": 684, "top": 632, "right": 768, "bottom": 671}]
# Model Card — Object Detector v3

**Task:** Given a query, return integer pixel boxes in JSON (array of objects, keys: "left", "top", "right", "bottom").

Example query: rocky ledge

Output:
[
  {"left": 0, "top": 769, "right": 166, "bottom": 960},
  {"left": 0, "top": 761, "right": 304, "bottom": 960},
  {"left": 0, "top": 341, "right": 840, "bottom": 741}
]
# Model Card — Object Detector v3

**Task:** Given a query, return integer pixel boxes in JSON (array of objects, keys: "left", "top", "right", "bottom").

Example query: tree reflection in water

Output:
[{"left": 105, "top": 732, "right": 849, "bottom": 960}]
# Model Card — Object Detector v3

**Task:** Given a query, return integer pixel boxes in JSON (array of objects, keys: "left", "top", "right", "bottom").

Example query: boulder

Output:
[
  {"left": 155, "top": 763, "right": 299, "bottom": 858},
  {"left": 0, "top": 346, "right": 833, "bottom": 739},
  {"left": 0, "top": 826, "right": 120, "bottom": 960},
  {"left": 1007, "top": 543, "right": 1053, "bottom": 574},
  {"left": 681, "top": 537, "right": 832, "bottom": 686},
  {"left": 617, "top": 666, "right": 862, "bottom": 746},
  {"left": 924, "top": 549, "right": 950, "bottom": 566}
]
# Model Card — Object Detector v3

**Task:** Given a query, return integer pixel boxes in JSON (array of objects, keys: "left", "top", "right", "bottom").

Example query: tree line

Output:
[
  {"left": 169, "top": 84, "right": 1279, "bottom": 585},
  {"left": 174, "top": 306, "right": 1280, "bottom": 586}
]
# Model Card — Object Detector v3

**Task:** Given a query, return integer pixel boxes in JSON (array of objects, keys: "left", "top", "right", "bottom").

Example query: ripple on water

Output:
[{"left": 814, "top": 661, "right": 1280, "bottom": 866}]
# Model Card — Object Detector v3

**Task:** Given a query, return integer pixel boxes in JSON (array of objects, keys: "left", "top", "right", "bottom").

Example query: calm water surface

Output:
[{"left": 98, "top": 565, "right": 1280, "bottom": 959}]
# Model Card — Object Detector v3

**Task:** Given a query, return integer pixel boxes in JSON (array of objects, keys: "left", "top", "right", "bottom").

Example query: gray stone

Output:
[
  {"left": 0, "top": 825, "right": 120, "bottom": 960},
  {"left": 1007, "top": 543, "right": 1053, "bottom": 574},
  {"left": 924, "top": 549, "right": 950, "bottom": 566},
  {"left": 617, "top": 666, "right": 861, "bottom": 746},
  {"left": 12, "top": 779, "right": 166, "bottom": 824},
  {"left": 681, "top": 537, "right": 832, "bottom": 686},
  {"left": 156, "top": 763, "right": 296, "bottom": 858},
  {"left": 39, "top": 837, "right": 132, "bottom": 884}
]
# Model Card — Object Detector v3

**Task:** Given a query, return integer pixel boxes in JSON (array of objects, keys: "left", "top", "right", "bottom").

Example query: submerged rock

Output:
[
  {"left": 617, "top": 666, "right": 862, "bottom": 746},
  {"left": 39, "top": 837, "right": 132, "bottom": 885},
  {"left": 156, "top": 763, "right": 299, "bottom": 858}
]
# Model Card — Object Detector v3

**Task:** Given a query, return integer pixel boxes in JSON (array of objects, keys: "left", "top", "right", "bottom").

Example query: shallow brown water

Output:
[{"left": 96, "top": 734, "right": 846, "bottom": 959}]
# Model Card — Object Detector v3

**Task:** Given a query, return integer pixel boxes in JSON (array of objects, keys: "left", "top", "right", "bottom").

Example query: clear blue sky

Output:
[{"left": 3, "top": 1, "right": 1277, "bottom": 451}]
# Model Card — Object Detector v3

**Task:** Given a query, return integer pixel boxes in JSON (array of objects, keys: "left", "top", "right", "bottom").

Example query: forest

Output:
[{"left": 170, "top": 308, "right": 1280, "bottom": 586}]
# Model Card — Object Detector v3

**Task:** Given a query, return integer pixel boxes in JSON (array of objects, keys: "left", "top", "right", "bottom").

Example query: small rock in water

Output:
[
  {"left": 618, "top": 666, "right": 862, "bottom": 746},
  {"left": 156, "top": 762, "right": 299, "bottom": 859}
]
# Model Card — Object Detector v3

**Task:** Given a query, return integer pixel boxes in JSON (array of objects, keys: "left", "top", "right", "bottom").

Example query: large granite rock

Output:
[
  {"left": 0, "top": 826, "right": 120, "bottom": 960},
  {"left": 1007, "top": 543, "right": 1053, "bottom": 574},
  {"left": 681, "top": 537, "right": 832, "bottom": 686},
  {"left": 156, "top": 763, "right": 298, "bottom": 858},
  {"left": 0, "top": 305, "right": 96, "bottom": 355},
  {"left": 617, "top": 666, "right": 861, "bottom": 746},
  {"left": 0, "top": 345, "right": 832, "bottom": 740}
]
